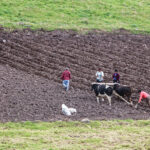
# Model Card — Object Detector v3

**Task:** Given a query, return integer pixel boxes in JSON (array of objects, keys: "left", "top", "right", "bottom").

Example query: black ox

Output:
[
  {"left": 113, "top": 84, "right": 133, "bottom": 104},
  {"left": 91, "top": 84, "right": 113, "bottom": 106}
]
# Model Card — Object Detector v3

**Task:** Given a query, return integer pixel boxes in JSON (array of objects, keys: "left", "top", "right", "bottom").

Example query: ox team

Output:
[{"left": 61, "top": 68, "right": 150, "bottom": 108}]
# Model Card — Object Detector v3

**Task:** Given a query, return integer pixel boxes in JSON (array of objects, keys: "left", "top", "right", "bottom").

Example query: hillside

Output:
[
  {"left": 0, "top": 0, "right": 150, "bottom": 33},
  {"left": 0, "top": 28, "right": 150, "bottom": 122}
]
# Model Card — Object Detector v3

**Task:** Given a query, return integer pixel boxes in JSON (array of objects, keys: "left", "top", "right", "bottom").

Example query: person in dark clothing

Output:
[
  {"left": 112, "top": 69, "right": 120, "bottom": 83},
  {"left": 61, "top": 68, "right": 71, "bottom": 91}
]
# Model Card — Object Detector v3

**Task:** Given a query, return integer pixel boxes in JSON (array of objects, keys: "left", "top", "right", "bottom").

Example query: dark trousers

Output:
[
  {"left": 146, "top": 96, "right": 150, "bottom": 106},
  {"left": 113, "top": 80, "right": 120, "bottom": 83},
  {"left": 96, "top": 79, "right": 103, "bottom": 83}
]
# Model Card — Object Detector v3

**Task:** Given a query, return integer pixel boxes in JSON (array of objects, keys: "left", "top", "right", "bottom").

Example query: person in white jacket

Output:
[{"left": 96, "top": 68, "right": 104, "bottom": 82}]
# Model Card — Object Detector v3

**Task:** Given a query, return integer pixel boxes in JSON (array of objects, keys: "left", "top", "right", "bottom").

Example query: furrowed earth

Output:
[{"left": 0, "top": 28, "right": 150, "bottom": 122}]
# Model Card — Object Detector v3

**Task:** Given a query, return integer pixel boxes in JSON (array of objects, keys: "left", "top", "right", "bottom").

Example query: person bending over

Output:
[{"left": 135, "top": 90, "right": 150, "bottom": 108}]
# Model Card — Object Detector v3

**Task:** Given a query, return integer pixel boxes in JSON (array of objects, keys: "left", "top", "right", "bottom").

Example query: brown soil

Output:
[{"left": 0, "top": 28, "right": 150, "bottom": 122}]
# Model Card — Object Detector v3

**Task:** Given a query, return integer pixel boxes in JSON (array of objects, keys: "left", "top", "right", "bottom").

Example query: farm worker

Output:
[
  {"left": 61, "top": 68, "right": 71, "bottom": 91},
  {"left": 112, "top": 69, "right": 120, "bottom": 83},
  {"left": 135, "top": 90, "right": 150, "bottom": 108},
  {"left": 96, "top": 68, "right": 104, "bottom": 82}
]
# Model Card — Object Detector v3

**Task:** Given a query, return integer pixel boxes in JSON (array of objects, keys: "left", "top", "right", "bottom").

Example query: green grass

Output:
[
  {"left": 0, "top": 0, "right": 150, "bottom": 33},
  {"left": 0, "top": 120, "right": 150, "bottom": 150}
]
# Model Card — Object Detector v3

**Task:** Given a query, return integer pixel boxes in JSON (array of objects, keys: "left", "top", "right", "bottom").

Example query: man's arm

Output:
[
  {"left": 138, "top": 93, "right": 143, "bottom": 103},
  {"left": 118, "top": 74, "right": 120, "bottom": 80},
  {"left": 61, "top": 72, "right": 64, "bottom": 80},
  {"left": 102, "top": 72, "right": 104, "bottom": 77},
  {"left": 135, "top": 93, "right": 143, "bottom": 108},
  {"left": 112, "top": 74, "right": 114, "bottom": 79},
  {"left": 96, "top": 72, "right": 98, "bottom": 77}
]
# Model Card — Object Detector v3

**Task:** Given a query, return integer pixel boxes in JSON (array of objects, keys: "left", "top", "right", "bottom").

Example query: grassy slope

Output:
[
  {"left": 0, "top": 0, "right": 150, "bottom": 33},
  {"left": 1, "top": 120, "right": 150, "bottom": 150}
]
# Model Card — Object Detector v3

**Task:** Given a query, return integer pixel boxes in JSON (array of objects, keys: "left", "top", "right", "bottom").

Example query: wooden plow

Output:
[
  {"left": 113, "top": 91, "right": 132, "bottom": 106},
  {"left": 91, "top": 82, "right": 120, "bottom": 86}
]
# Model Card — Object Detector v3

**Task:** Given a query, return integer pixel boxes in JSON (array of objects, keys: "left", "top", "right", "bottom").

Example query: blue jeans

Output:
[{"left": 63, "top": 80, "right": 70, "bottom": 91}]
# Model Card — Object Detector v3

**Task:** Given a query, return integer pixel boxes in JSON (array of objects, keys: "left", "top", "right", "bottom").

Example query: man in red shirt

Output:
[
  {"left": 61, "top": 68, "right": 71, "bottom": 91},
  {"left": 135, "top": 90, "right": 150, "bottom": 108}
]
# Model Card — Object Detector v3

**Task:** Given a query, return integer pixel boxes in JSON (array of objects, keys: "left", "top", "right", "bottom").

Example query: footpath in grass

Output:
[
  {"left": 0, "top": 120, "right": 150, "bottom": 150},
  {"left": 0, "top": 0, "right": 150, "bottom": 33}
]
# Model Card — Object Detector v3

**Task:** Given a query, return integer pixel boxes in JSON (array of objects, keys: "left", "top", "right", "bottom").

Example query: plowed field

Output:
[{"left": 0, "top": 28, "right": 150, "bottom": 122}]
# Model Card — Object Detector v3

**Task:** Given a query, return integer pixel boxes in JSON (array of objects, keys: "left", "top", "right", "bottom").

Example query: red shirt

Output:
[
  {"left": 138, "top": 91, "right": 149, "bottom": 103},
  {"left": 61, "top": 70, "right": 71, "bottom": 80}
]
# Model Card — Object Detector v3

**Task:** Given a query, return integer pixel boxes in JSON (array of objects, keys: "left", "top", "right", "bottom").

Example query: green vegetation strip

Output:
[
  {"left": 0, "top": 120, "right": 150, "bottom": 150},
  {"left": 0, "top": 0, "right": 150, "bottom": 33}
]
